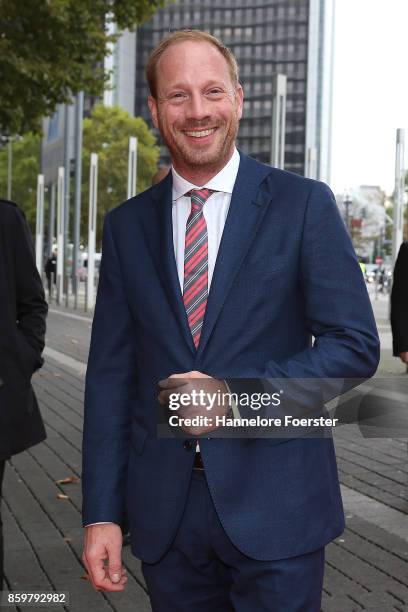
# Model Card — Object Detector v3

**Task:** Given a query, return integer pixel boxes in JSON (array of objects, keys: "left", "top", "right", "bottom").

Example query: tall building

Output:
[{"left": 135, "top": 0, "right": 335, "bottom": 181}]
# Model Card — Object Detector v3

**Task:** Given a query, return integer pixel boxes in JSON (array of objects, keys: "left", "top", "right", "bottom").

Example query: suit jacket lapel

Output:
[
  {"left": 142, "top": 173, "right": 196, "bottom": 355},
  {"left": 196, "top": 153, "right": 275, "bottom": 358}
]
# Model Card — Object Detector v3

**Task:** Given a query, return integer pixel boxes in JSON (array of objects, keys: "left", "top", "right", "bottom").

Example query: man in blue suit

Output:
[{"left": 82, "top": 30, "right": 380, "bottom": 610}]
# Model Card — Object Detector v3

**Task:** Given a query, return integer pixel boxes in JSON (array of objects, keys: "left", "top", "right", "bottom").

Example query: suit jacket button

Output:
[{"left": 183, "top": 440, "right": 193, "bottom": 451}]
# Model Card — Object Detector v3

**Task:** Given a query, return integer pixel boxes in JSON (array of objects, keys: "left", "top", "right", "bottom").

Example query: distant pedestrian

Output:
[
  {"left": 0, "top": 199, "right": 47, "bottom": 588},
  {"left": 45, "top": 250, "right": 57, "bottom": 297},
  {"left": 391, "top": 242, "right": 408, "bottom": 365}
]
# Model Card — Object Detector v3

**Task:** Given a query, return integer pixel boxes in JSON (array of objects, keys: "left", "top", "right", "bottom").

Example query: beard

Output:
[{"left": 157, "top": 112, "right": 239, "bottom": 172}]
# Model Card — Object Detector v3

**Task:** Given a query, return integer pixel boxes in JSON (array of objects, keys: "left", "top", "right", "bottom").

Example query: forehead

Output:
[{"left": 156, "top": 40, "right": 231, "bottom": 90}]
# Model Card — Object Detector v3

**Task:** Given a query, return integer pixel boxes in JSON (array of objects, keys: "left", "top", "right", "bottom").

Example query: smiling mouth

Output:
[{"left": 183, "top": 128, "right": 217, "bottom": 138}]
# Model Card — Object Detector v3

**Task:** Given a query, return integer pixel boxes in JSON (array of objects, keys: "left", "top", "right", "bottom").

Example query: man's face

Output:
[{"left": 148, "top": 40, "right": 243, "bottom": 176}]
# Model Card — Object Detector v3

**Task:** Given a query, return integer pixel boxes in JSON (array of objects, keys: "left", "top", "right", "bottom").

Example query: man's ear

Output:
[{"left": 148, "top": 96, "right": 159, "bottom": 129}]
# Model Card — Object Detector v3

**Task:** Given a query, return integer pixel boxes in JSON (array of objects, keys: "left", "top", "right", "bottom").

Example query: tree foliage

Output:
[
  {"left": 0, "top": 105, "right": 160, "bottom": 243},
  {"left": 0, "top": 134, "right": 41, "bottom": 230},
  {"left": 0, "top": 0, "right": 167, "bottom": 135},
  {"left": 82, "top": 104, "right": 160, "bottom": 245}
]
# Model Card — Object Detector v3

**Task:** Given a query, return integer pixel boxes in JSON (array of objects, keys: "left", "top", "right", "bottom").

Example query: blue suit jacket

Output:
[{"left": 82, "top": 152, "right": 379, "bottom": 562}]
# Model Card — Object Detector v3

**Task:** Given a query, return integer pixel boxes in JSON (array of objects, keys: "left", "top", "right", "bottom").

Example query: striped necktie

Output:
[{"left": 183, "top": 188, "right": 215, "bottom": 348}]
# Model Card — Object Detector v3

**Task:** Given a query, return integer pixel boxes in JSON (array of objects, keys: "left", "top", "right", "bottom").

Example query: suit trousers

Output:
[
  {"left": 142, "top": 469, "right": 325, "bottom": 612},
  {"left": 0, "top": 460, "right": 5, "bottom": 590}
]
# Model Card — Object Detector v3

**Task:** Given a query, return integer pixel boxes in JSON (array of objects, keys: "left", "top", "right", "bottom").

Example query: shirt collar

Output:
[{"left": 171, "top": 148, "right": 240, "bottom": 201}]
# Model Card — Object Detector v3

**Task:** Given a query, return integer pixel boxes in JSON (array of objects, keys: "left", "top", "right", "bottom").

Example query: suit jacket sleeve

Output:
[
  {"left": 82, "top": 212, "right": 137, "bottom": 526},
  {"left": 227, "top": 181, "right": 380, "bottom": 416},
  {"left": 391, "top": 243, "right": 408, "bottom": 355},
  {"left": 12, "top": 206, "right": 48, "bottom": 370}
]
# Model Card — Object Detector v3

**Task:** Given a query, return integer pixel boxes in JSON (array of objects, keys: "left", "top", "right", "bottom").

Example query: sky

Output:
[{"left": 330, "top": 0, "right": 408, "bottom": 195}]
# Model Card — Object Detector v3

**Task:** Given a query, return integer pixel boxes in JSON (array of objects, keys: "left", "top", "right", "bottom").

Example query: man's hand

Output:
[
  {"left": 158, "top": 371, "right": 229, "bottom": 435},
  {"left": 82, "top": 523, "right": 127, "bottom": 592},
  {"left": 399, "top": 351, "right": 408, "bottom": 364}
]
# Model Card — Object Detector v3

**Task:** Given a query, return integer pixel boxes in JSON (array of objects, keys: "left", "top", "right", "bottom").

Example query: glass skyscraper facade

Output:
[{"left": 135, "top": 0, "right": 334, "bottom": 180}]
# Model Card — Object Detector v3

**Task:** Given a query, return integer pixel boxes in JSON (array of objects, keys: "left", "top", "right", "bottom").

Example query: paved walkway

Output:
[{"left": 2, "top": 290, "right": 408, "bottom": 611}]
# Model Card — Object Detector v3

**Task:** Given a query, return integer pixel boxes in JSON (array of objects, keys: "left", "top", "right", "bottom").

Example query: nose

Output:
[{"left": 185, "top": 91, "right": 210, "bottom": 123}]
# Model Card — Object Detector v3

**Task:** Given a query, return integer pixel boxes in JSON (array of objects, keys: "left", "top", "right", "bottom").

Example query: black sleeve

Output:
[
  {"left": 12, "top": 207, "right": 48, "bottom": 366},
  {"left": 391, "top": 243, "right": 408, "bottom": 355}
]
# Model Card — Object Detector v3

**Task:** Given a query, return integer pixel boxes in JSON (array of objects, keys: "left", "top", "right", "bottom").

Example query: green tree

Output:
[
  {"left": 0, "top": 134, "right": 41, "bottom": 230},
  {"left": 0, "top": 0, "right": 167, "bottom": 135},
  {"left": 82, "top": 104, "right": 160, "bottom": 245}
]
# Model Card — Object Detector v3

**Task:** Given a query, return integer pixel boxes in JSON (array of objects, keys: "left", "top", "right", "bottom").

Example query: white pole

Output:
[
  {"left": 127, "top": 136, "right": 137, "bottom": 198},
  {"left": 35, "top": 174, "right": 45, "bottom": 275},
  {"left": 392, "top": 129, "right": 405, "bottom": 265},
  {"left": 305, "top": 147, "right": 317, "bottom": 180},
  {"left": 86, "top": 153, "right": 98, "bottom": 311},
  {"left": 56, "top": 167, "right": 65, "bottom": 304},
  {"left": 270, "top": 74, "right": 287, "bottom": 169}
]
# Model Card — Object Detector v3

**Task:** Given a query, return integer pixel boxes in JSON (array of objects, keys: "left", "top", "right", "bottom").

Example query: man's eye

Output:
[
  {"left": 207, "top": 89, "right": 223, "bottom": 96},
  {"left": 171, "top": 93, "right": 186, "bottom": 100}
]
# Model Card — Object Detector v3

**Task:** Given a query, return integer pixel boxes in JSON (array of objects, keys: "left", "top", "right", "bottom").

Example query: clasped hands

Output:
[{"left": 158, "top": 370, "right": 229, "bottom": 435}]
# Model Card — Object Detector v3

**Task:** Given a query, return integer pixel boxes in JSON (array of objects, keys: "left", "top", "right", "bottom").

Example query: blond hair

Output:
[{"left": 146, "top": 29, "right": 239, "bottom": 98}]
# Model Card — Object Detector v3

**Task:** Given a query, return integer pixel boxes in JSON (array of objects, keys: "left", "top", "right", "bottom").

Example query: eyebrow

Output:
[{"left": 162, "top": 80, "right": 227, "bottom": 94}]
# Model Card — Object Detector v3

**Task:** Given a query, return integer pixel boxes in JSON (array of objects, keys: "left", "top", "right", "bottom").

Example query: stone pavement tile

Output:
[
  {"left": 321, "top": 594, "right": 365, "bottom": 611},
  {"left": 36, "top": 365, "right": 85, "bottom": 412},
  {"left": 2, "top": 502, "right": 52, "bottom": 591},
  {"left": 334, "top": 433, "right": 407, "bottom": 464},
  {"left": 28, "top": 443, "right": 82, "bottom": 513},
  {"left": 356, "top": 591, "right": 405, "bottom": 608},
  {"left": 34, "top": 390, "right": 83, "bottom": 449},
  {"left": 326, "top": 543, "right": 383, "bottom": 589},
  {"left": 339, "top": 474, "right": 408, "bottom": 514},
  {"left": 338, "top": 522, "right": 408, "bottom": 582},
  {"left": 323, "top": 561, "right": 369, "bottom": 598},
  {"left": 36, "top": 369, "right": 85, "bottom": 407},
  {"left": 42, "top": 434, "right": 82, "bottom": 476},
  {"left": 41, "top": 360, "right": 86, "bottom": 394},
  {"left": 347, "top": 517, "right": 408, "bottom": 560},
  {"left": 35, "top": 384, "right": 84, "bottom": 428},
  {"left": 336, "top": 450, "right": 408, "bottom": 482},
  {"left": 46, "top": 310, "right": 92, "bottom": 363},
  {"left": 323, "top": 519, "right": 408, "bottom": 609}
]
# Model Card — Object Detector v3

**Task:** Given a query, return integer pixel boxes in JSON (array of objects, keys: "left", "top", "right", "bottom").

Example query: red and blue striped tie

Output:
[{"left": 183, "top": 188, "right": 215, "bottom": 348}]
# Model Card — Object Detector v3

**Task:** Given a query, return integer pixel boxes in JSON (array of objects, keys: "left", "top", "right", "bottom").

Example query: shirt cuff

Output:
[
  {"left": 224, "top": 380, "right": 240, "bottom": 418},
  {"left": 85, "top": 522, "right": 116, "bottom": 527}
]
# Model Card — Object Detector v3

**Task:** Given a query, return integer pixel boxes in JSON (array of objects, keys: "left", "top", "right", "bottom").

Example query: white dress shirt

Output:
[
  {"left": 172, "top": 148, "right": 241, "bottom": 451},
  {"left": 171, "top": 147, "right": 240, "bottom": 290}
]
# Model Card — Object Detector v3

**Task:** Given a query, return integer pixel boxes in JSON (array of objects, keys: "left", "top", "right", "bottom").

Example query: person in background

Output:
[
  {"left": 0, "top": 199, "right": 47, "bottom": 589},
  {"left": 45, "top": 250, "right": 57, "bottom": 297},
  {"left": 391, "top": 242, "right": 408, "bottom": 365}
]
